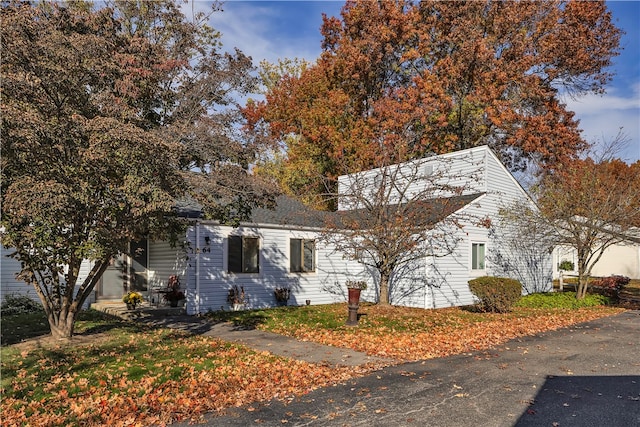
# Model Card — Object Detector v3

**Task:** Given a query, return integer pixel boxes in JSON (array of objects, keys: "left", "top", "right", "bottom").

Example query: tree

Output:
[
  {"left": 1, "top": 0, "right": 275, "bottom": 338},
  {"left": 244, "top": 0, "right": 621, "bottom": 208},
  {"left": 534, "top": 158, "right": 640, "bottom": 298},
  {"left": 322, "top": 153, "right": 483, "bottom": 305}
]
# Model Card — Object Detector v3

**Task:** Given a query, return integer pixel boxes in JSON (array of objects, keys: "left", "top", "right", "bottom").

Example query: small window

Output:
[
  {"left": 471, "top": 243, "right": 485, "bottom": 270},
  {"left": 228, "top": 236, "right": 259, "bottom": 273},
  {"left": 290, "top": 239, "right": 315, "bottom": 272}
]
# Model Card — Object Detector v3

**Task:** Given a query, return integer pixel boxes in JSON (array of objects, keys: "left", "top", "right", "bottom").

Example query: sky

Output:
[{"left": 193, "top": 0, "right": 640, "bottom": 162}]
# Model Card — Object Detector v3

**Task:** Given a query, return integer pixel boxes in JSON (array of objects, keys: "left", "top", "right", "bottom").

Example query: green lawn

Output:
[{"left": 0, "top": 309, "right": 128, "bottom": 346}]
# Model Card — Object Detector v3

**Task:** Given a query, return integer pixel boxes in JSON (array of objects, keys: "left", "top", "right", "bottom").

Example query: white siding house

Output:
[
  {"left": 2, "top": 146, "right": 550, "bottom": 312},
  {"left": 553, "top": 243, "right": 640, "bottom": 280},
  {"left": 175, "top": 145, "right": 548, "bottom": 313}
]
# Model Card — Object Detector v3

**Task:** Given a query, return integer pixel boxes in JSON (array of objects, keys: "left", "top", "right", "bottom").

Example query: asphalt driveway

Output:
[{"left": 188, "top": 310, "right": 640, "bottom": 427}]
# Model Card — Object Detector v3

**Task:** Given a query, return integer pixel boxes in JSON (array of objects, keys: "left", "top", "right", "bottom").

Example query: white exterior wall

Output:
[
  {"left": 1, "top": 244, "right": 96, "bottom": 308},
  {"left": 334, "top": 146, "right": 552, "bottom": 308},
  {"left": 553, "top": 244, "right": 640, "bottom": 280},
  {"left": 337, "top": 146, "right": 488, "bottom": 211},
  {"left": 483, "top": 150, "right": 553, "bottom": 293},
  {"left": 1, "top": 245, "right": 34, "bottom": 301},
  {"left": 590, "top": 244, "right": 640, "bottom": 279},
  {"left": 182, "top": 223, "right": 372, "bottom": 315}
]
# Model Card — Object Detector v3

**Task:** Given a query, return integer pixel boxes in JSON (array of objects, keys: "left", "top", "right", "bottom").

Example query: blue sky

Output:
[{"left": 195, "top": 0, "right": 639, "bottom": 162}]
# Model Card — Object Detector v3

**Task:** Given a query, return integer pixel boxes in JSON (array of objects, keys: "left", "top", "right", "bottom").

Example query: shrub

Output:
[
  {"left": 515, "top": 292, "right": 610, "bottom": 309},
  {"left": 1, "top": 294, "right": 44, "bottom": 315},
  {"left": 468, "top": 276, "right": 522, "bottom": 313},
  {"left": 589, "top": 275, "right": 630, "bottom": 298},
  {"left": 558, "top": 260, "right": 575, "bottom": 271},
  {"left": 274, "top": 287, "right": 291, "bottom": 303}
]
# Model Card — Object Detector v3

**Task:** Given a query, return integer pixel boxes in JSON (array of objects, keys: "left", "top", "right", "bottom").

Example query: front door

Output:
[
  {"left": 130, "top": 240, "right": 148, "bottom": 293},
  {"left": 98, "top": 255, "right": 127, "bottom": 299}
]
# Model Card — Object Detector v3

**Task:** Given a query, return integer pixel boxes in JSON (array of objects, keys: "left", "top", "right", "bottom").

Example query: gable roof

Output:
[
  {"left": 250, "top": 195, "right": 327, "bottom": 228},
  {"left": 329, "top": 193, "right": 485, "bottom": 230},
  {"left": 174, "top": 195, "right": 325, "bottom": 227},
  {"left": 179, "top": 192, "right": 483, "bottom": 231}
]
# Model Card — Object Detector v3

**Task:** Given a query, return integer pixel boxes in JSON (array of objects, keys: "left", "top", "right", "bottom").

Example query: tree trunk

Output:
[
  {"left": 48, "top": 311, "right": 78, "bottom": 340},
  {"left": 576, "top": 272, "right": 589, "bottom": 299},
  {"left": 379, "top": 273, "right": 390, "bottom": 305}
]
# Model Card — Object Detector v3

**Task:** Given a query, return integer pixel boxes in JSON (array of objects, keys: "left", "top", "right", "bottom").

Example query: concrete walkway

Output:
[{"left": 90, "top": 301, "right": 393, "bottom": 368}]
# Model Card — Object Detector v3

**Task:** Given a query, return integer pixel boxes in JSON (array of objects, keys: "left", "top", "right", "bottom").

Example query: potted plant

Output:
[
  {"left": 274, "top": 287, "right": 291, "bottom": 306},
  {"left": 122, "top": 291, "right": 143, "bottom": 310},
  {"left": 558, "top": 260, "right": 574, "bottom": 272},
  {"left": 346, "top": 280, "right": 367, "bottom": 301},
  {"left": 227, "top": 285, "right": 246, "bottom": 311},
  {"left": 345, "top": 280, "right": 367, "bottom": 325},
  {"left": 164, "top": 275, "right": 185, "bottom": 307}
]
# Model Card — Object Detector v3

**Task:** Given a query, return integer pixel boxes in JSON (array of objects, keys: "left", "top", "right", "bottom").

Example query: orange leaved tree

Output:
[
  {"left": 244, "top": 0, "right": 621, "bottom": 209},
  {"left": 536, "top": 158, "right": 640, "bottom": 298}
]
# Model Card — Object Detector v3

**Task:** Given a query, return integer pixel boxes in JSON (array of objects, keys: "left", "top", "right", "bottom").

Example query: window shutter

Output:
[{"left": 228, "top": 236, "right": 242, "bottom": 273}]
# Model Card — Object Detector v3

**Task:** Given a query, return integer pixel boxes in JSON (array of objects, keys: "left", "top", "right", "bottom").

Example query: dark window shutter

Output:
[{"left": 228, "top": 236, "right": 242, "bottom": 273}]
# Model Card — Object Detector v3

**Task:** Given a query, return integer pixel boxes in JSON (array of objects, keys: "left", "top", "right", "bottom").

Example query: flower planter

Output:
[
  {"left": 126, "top": 303, "right": 135, "bottom": 310},
  {"left": 346, "top": 288, "right": 362, "bottom": 326},
  {"left": 232, "top": 303, "right": 246, "bottom": 311},
  {"left": 347, "top": 288, "right": 361, "bottom": 307}
]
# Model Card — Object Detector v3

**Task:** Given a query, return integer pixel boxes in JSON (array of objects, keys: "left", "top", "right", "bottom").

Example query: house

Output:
[
  {"left": 553, "top": 242, "right": 640, "bottom": 280},
  {"left": 1, "top": 146, "right": 550, "bottom": 312}
]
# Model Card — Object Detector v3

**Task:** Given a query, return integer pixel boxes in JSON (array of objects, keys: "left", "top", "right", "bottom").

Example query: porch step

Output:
[{"left": 90, "top": 301, "right": 186, "bottom": 321}]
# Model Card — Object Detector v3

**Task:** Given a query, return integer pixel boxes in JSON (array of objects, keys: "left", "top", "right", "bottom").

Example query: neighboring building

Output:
[
  {"left": 1, "top": 146, "right": 550, "bottom": 313},
  {"left": 553, "top": 242, "right": 640, "bottom": 280}
]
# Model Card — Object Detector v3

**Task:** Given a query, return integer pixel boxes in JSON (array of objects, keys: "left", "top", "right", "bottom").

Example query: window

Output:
[
  {"left": 228, "top": 236, "right": 259, "bottom": 273},
  {"left": 290, "top": 239, "right": 315, "bottom": 272},
  {"left": 471, "top": 243, "right": 485, "bottom": 270}
]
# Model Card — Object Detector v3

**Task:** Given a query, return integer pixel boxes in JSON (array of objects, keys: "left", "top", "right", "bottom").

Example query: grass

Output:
[
  {"left": 0, "top": 309, "right": 130, "bottom": 346},
  {"left": 515, "top": 291, "right": 611, "bottom": 309},
  {"left": 1, "top": 297, "right": 627, "bottom": 426},
  {"left": 207, "top": 302, "right": 491, "bottom": 333}
]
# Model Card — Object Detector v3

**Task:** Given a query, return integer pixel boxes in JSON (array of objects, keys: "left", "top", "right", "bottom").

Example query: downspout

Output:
[
  {"left": 637, "top": 245, "right": 640, "bottom": 280},
  {"left": 424, "top": 259, "right": 430, "bottom": 310},
  {"left": 195, "top": 221, "right": 201, "bottom": 315}
]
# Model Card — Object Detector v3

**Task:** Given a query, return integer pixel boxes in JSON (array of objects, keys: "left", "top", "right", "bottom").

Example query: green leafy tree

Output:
[{"left": 1, "top": 0, "right": 275, "bottom": 338}]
